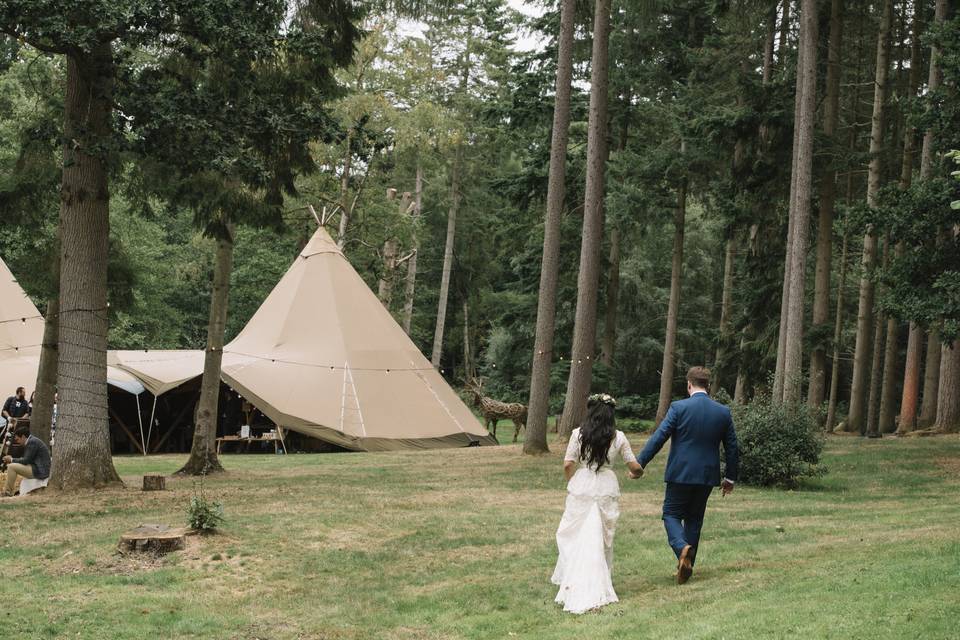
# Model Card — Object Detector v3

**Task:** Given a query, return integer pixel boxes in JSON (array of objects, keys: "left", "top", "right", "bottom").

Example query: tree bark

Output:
[
  {"left": 557, "top": 0, "right": 611, "bottom": 440},
  {"left": 31, "top": 297, "right": 58, "bottom": 447},
  {"left": 778, "top": 0, "right": 791, "bottom": 66},
  {"left": 401, "top": 164, "right": 423, "bottom": 335},
  {"left": 773, "top": 11, "right": 806, "bottom": 402},
  {"left": 825, "top": 233, "right": 849, "bottom": 431},
  {"left": 177, "top": 225, "right": 234, "bottom": 475},
  {"left": 919, "top": 328, "right": 943, "bottom": 426},
  {"left": 846, "top": 0, "right": 893, "bottom": 433},
  {"left": 525, "top": 0, "right": 576, "bottom": 454},
  {"left": 895, "top": 4, "right": 925, "bottom": 434},
  {"left": 50, "top": 47, "right": 121, "bottom": 490},
  {"left": 917, "top": 0, "right": 948, "bottom": 428},
  {"left": 711, "top": 235, "right": 736, "bottom": 396},
  {"left": 462, "top": 301, "right": 473, "bottom": 381},
  {"left": 780, "top": 0, "right": 819, "bottom": 405},
  {"left": 807, "top": 0, "right": 843, "bottom": 410},
  {"left": 431, "top": 34, "right": 472, "bottom": 371},
  {"left": 932, "top": 343, "right": 960, "bottom": 433},
  {"left": 378, "top": 191, "right": 409, "bottom": 310},
  {"left": 866, "top": 238, "right": 891, "bottom": 436},
  {"left": 655, "top": 171, "right": 686, "bottom": 424},
  {"left": 336, "top": 130, "right": 353, "bottom": 250},
  {"left": 600, "top": 226, "right": 621, "bottom": 368},
  {"left": 431, "top": 144, "right": 462, "bottom": 369}
]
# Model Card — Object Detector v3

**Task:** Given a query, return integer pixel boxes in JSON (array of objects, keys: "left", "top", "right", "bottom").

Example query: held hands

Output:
[
  {"left": 628, "top": 465, "right": 644, "bottom": 480},
  {"left": 721, "top": 479, "right": 734, "bottom": 496}
]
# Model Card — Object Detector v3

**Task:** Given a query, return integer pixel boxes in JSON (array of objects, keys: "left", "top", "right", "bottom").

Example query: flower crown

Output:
[{"left": 588, "top": 393, "right": 616, "bottom": 407}]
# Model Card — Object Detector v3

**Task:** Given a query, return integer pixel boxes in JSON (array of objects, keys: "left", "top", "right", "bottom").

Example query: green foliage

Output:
[
  {"left": 731, "top": 395, "right": 826, "bottom": 488},
  {"left": 187, "top": 481, "right": 225, "bottom": 534},
  {"left": 615, "top": 393, "right": 659, "bottom": 421}
]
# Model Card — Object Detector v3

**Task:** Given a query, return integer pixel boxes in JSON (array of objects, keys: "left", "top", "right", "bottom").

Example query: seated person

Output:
[
  {"left": 2, "top": 386, "right": 31, "bottom": 428},
  {"left": 2, "top": 424, "right": 51, "bottom": 496}
]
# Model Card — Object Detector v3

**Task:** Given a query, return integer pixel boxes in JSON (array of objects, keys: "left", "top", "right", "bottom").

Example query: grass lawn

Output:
[{"left": 2, "top": 433, "right": 959, "bottom": 639}]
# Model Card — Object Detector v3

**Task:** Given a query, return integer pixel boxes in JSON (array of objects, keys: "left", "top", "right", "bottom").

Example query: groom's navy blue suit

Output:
[{"left": 637, "top": 391, "right": 739, "bottom": 565}]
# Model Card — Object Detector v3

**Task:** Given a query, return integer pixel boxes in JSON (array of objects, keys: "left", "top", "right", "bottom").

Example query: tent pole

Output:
[
  {"left": 136, "top": 393, "right": 146, "bottom": 456},
  {"left": 146, "top": 395, "right": 158, "bottom": 454}
]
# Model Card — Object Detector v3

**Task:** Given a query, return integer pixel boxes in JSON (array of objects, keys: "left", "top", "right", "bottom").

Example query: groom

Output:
[{"left": 634, "top": 366, "right": 739, "bottom": 584}]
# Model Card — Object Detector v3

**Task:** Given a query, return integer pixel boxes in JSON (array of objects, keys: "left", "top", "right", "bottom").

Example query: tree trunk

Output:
[
  {"left": 898, "top": 323, "right": 923, "bottom": 433},
  {"left": 378, "top": 192, "right": 409, "bottom": 310},
  {"left": 825, "top": 233, "right": 849, "bottom": 431},
  {"left": 177, "top": 225, "right": 234, "bottom": 475},
  {"left": 932, "top": 343, "right": 960, "bottom": 433},
  {"left": 431, "top": 144, "right": 462, "bottom": 369},
  {"left": 31, "top": 297, "right": 58, "bottom": 446},
  {"left": 557, "top": 0, "right": 611, "bottom": 440},
  {"left": 895, "top": 5, "right": 925, "bottom": 434},
  {"left": 525, "top": 0, "right": 576, "bottom": 454},
  {"left": 336, "top": 131, "right": 353, "bottom": 250},
  {"left": 807, "top": 0, "right": 843, "bottom": 410},
  {"left": 401, "top": 164, "right": 423, "bottom": 335},
  {"left": 600, "top": 226, "right": 621, "bottom": 368},
  {"left": 50, "top": 47, "right": 121, "bottom": 490},
  {"left": 431, "top": 34, "right": 472, "bottom": 371},
  {"left": 877, "top": 309, "right": 900, "bottom": 433},
  {"left": 462, "top": 301, "right": 473, "bottom": 381},
  {"left": 846, "top": 0, "right": 893, "bottom": 433},
  {"left": 919, "top": 328, "right": 942, "bottom": 426},
  {"left": 917, "top": 0, "right": 948, "bottom": 427},
  {"left": 711, "top": 235, "right": 736, "bottom": 396},
  {"left": 780, "top": 0, "right": 819, "bottom": 405},
  {"left": 778, "top": 0, "right": 791, "bottom": 65},
  {"left": 655, "top": 172, "right": 686, "bottom": 424},
  {"left": 773, "top": 13, "right": 807, "bottom": 402},
  {"left": 866, "top": 238, "right": 890, "bottom": 436}
]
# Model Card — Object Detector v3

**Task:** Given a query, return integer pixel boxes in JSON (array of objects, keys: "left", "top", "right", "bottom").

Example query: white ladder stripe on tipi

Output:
[{"left": 339, "top": 361, "right": 366, "bottom": 438}]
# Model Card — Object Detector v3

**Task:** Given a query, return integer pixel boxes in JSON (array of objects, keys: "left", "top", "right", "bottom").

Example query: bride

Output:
[{"left": 551, "top": 393, "right": 644, "bottom": 614}]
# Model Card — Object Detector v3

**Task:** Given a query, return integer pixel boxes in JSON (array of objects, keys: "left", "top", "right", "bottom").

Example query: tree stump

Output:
[
  {"left": 118, "top": 524, "right": 186, "bottom": 554},
  {"left": 142, "top": 473, "right": 166, "bottom": 491}
]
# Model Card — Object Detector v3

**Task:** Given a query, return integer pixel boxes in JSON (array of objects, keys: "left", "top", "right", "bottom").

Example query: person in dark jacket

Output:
[
  {"left": 1, "top": 386, "right": 31, "bottom": 428},
  {"left": 635, "top": 366, "right": 740, "bottom": 584},
  {"left": 2, "top": 424, "right": 51, "bottom": 496}
]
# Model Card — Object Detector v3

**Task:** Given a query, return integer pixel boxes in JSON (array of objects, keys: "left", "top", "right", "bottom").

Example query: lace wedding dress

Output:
[{"left": 551, "top": 427, "right": 637, "bottom": 614}]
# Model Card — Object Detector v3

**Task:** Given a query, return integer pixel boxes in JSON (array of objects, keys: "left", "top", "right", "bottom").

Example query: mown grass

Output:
[{"left": 2, "top": 433, "right": 958, "bottom": 639}]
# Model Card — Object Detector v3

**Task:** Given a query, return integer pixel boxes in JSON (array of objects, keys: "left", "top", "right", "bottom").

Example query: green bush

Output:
[
  {"left": 616, "top": 393, "right": 659, "bottom": 420},
  {"left": 730, "top": 396, "right": 826, "bottom": 488},
  {"left": 187, "top": 483, "right": 225, "bottom": 533}
]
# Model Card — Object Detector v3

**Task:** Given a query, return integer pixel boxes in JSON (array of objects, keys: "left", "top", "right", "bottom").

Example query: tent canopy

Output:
[
  {"left": 220, "top": 228, "right": 494, "bottom": 451},
  {"left": 0, "top": 256, "right": 144, "bottom": 397}
]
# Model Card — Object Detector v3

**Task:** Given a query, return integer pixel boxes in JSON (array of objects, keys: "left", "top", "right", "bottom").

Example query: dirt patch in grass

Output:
[{"left": 935, "top": 456, "right": 960, "bottom": 474}]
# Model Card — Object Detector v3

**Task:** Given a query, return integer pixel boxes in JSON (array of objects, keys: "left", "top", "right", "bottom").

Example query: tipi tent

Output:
[
  {"left": 0, "top": 256, "right": 145, "bottom": 399},
  {"left": 218, "top": 228, "right": 495, "bottom": 450}
]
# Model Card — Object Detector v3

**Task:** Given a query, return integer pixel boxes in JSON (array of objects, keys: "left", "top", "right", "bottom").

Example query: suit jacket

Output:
[{"left": 637, "top": 392, "right": 739, "bottom": 486}]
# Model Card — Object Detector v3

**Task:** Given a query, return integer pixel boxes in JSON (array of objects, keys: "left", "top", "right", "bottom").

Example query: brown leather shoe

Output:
[{"left": 677, "top": 545, "right": 693, "bottom": 584}]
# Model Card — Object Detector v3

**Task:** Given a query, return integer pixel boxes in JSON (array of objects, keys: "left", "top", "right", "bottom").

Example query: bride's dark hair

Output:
[{"left": 579, "top": 397, "right": 616, "bottom": 471}]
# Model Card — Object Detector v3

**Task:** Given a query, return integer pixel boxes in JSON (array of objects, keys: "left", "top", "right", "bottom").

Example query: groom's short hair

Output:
[{"left": 686, "top": 366, "right": 710, "bottom": 389}]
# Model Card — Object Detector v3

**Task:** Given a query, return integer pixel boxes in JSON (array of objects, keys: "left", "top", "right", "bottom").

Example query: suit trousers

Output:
[{"left": 662, "top": 482, "right": 713, "bottom": 565}]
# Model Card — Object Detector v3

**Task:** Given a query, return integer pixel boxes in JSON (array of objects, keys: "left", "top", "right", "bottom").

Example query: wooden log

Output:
[
  {"left": 142, "top": 473, "right": 166, "bottom": 491},
  {"left": 118, "top": 524, "right": 186, "bottom": 554}
]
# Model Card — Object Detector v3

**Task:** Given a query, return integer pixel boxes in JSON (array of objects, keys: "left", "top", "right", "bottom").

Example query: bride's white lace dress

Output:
[{"left": 551, "top": 427, "right": 637, "bottom": 614}]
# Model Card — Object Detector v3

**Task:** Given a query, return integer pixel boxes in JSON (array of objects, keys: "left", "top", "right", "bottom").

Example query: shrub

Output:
[
  {"left": 730, "top": 396, "right": 826, "bottom": 488},
  {"left": 615, "top": 393, "right": 659, "bottom": 420},
  {"left": 187, "top": 482, "right": 225, "bottom": 533}
]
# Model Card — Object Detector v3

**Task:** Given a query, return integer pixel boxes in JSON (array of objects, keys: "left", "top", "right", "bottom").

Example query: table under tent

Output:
[{"left": 2, "top": 225, "right": 495, "bottom": 456}]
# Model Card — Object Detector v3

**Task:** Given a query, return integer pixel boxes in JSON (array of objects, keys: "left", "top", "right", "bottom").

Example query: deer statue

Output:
[{"left": 466, "top": 378, "right": 527, "bottom": 443}]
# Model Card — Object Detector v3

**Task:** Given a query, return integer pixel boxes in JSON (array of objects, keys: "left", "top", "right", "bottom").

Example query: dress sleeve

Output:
[
  {"left": 617, "top": 432, "right": 637, "bottom": 465},
  {"left": 564, "top": 429, "right": 581, "bottom": 462}
]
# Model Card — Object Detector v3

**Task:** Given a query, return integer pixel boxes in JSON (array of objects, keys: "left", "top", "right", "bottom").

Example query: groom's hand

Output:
[{"left": 721, "top": 479, "right": 734, "bottom": 496}]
